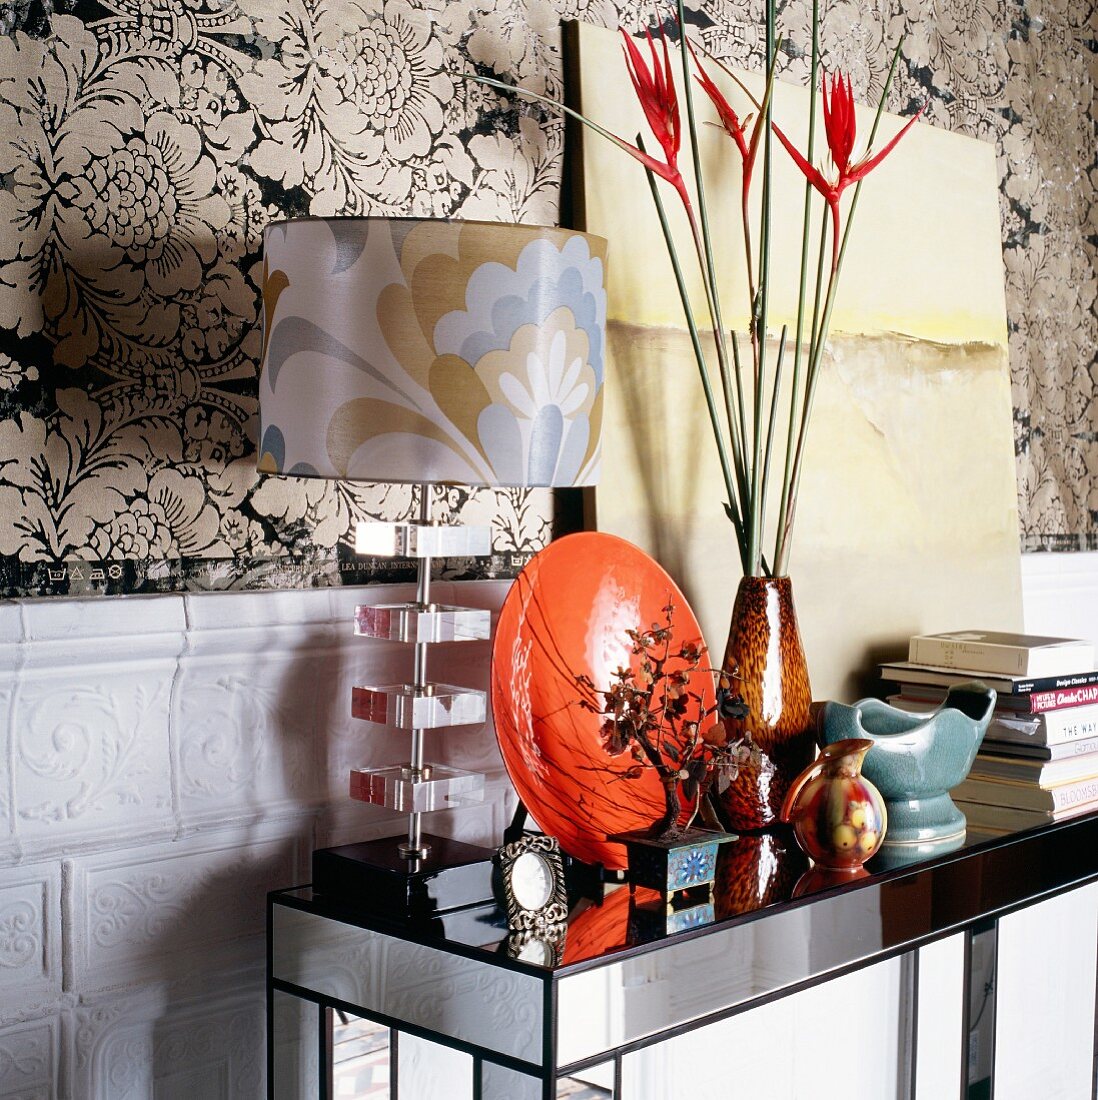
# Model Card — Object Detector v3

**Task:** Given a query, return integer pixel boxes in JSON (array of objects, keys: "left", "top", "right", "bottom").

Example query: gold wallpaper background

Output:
[{"left": 0, "top": 0, "right": 1093, "bottom": 595}]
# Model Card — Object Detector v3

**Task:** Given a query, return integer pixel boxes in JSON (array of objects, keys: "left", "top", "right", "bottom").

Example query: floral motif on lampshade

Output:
[{"left": 257, "top": 216, "right": 609, "bottom": 487}]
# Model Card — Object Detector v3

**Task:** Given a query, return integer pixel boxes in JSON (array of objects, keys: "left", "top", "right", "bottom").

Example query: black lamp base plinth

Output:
[{"left": 312, "top": 835, "right": 496, "bottom": 918}]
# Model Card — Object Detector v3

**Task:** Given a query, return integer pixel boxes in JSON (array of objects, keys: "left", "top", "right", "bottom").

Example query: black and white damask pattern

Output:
[{"left": 0, "top": 0, "right": 1092, "bottom": 597}]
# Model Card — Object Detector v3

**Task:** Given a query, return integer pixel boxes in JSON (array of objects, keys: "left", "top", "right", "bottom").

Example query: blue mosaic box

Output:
[{"left": 610, "top": 827, "right": 735, "bottom": 901}]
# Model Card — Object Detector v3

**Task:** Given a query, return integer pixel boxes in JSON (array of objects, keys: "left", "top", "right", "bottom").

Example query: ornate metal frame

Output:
[{"left": 498, "top": 834, "right": 568, "bottom": 932}]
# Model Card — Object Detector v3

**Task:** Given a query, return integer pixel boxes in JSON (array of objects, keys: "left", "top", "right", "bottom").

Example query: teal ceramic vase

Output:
[{"left": 816, "top": 683, "right": 996, "bottom": 859}]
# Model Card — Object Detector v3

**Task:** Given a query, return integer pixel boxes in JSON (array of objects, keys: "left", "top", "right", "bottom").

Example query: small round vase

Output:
[
  {"left": 714, "top": 576, "right": 815, "bottom": 831},
  {"left": 780, "top": 739, "right": 887, "bottom": 870}
]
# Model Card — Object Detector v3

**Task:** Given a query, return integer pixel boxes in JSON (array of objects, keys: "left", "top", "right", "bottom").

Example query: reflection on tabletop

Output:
[
  {"left": 288, "top": 819, "right": 1025, "bottom": 971},
  {"left": 489, "top": 821, "right": 1014, "bottom": 967}
]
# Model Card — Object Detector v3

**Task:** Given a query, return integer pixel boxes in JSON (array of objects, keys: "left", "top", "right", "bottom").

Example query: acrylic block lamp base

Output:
[{"left": 312, "top": 836, "right": 496, "bottom": 918}]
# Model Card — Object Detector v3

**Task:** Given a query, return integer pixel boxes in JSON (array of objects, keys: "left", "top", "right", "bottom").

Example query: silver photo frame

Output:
[{"left": 498, "top": 834, "right": 568, "bottom": 933}]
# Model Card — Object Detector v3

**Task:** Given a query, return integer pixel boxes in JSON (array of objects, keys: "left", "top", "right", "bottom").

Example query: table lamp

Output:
[{"left": 257, "top": 215, "right": 608, "bottom": 915}]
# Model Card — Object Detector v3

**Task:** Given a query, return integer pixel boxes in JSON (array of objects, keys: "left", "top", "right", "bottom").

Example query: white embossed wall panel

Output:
[
  {"left": 70, "top": 988, "right": 264, "bottom": 1100},
  {"left": 12, "top": 599, "right": 186, "bottom": 863},
  {"left": 68, "top": 823, "right": 309, "bottom": 990},
  {"left": 0, "top": 1016, "right": 58, "bottom": 1100},
  {"left": 12, "top": 668, "right": 176, "bottom": 861},
  {"left": 0, "top": 608, "right": 19, "bottom": 865},
  {"left": 174, "top": 643, "right": 325, "bottom": 827},
  {"left": 0, "top": 865, "right": 61, "bottom": 1011}
]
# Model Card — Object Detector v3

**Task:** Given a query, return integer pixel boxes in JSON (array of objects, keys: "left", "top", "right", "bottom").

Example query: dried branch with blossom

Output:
[{"left": 575, "top": 602, "right": 759, "bottom": 841}]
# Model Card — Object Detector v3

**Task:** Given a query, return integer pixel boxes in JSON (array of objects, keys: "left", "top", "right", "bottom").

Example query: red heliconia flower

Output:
[
  {"left": 620, "top": 26, "right": 690, "bottom": 208},
  {"left": 774, "top": 70, "right": 924, "bottom": 266},
  {"left": 692, "top": 50, "right": 750, "bottom": 164},
  {"left": 688, "top": 44, "right": 772, "bottom": 211}
]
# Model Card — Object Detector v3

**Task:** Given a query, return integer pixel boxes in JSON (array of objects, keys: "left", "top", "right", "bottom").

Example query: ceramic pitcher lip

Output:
[{"left": 821, "top": 738, "right": 874, "bottom": 760}]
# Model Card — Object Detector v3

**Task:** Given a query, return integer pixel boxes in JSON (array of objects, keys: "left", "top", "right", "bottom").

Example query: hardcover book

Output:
[
  {"left": 978, "top": 735, "right": 1098, "bottom": 762},
  {"left": 880, "top": 662, "right": 1098, "bottom": 697},
  {"left": 907, "top": 631, "right": 1094, "bottom": 678},
  {"left": 952, "top": 774, "right": 1098, "bottom": 812},
  {"left": 957, "top": 797, "right": 1098, "bottom": 835},
  {"left": 968, "top": 749, "right": 1098, "bottom": 788},
  {"left": 889, "top": 682, "right": 1098, "bottom": 714}
]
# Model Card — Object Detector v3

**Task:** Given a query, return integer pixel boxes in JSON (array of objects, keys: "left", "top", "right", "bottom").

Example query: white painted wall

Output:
[
  {"left": 1021, "top": 550, "right": 1098, "bottom": 639},
  {"left": 0, "top": 552, "right": 1095, "bottom": 1098}
]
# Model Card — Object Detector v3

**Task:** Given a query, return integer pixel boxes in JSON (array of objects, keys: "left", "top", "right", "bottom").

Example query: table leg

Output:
[
  {"left": 268, "top": 987, "right": 322, "bottom": 1099},
  {"left": 963, "top": 921, "right": 999, "bottom": 1100}
]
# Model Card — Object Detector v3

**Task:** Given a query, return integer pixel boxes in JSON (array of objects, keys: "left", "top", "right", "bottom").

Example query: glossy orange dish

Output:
[{"left": 491, "top": 532, "right": 716, "bottom": 870}]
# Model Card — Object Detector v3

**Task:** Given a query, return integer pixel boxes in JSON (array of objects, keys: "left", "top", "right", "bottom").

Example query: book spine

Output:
[
  {"left": 981, "top": 735, "right": 1098, "bottom": 760},
  {"left": 956, "top": 776, "right": 1098, "bottom": 811},
  {"left": 1013, "top": 672, "right": 1098, "bottom": 695},
  {"left": 1028, "top": 685, "right": 1098, "bottom": 712},
  {"left": 1040, "top": 707, "right": 1098, "bottom": 744},
  {"left": 909, "top": 636, "right": 1027, "bottom": 675},
  {"left": 1052, "top": 779, "right": 1098, "bottom": 811},
  {"left": 986, "top": 709, "right": 1098, "bottom": 747},
  {"left": 880, "top": 666, "right": 1098, "bottom": 696}
]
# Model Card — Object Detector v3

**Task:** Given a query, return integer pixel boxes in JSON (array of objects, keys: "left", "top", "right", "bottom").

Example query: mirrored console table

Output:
[{"left": 267, "top": 811, "right": 1098, "bottom": 1099}]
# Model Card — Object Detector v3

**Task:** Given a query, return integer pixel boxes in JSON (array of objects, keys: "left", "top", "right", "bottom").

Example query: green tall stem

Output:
[
  {"left": 806, "top": 203, "right": 830, "bottom": 373},
  {"left": 726, "top": 330, "right": 752, "bottom": 533},
  {"left": 776, "top": 235, "right": 839, "bottom": 566},
  {"left": 748, "top": 0, "right": 777, "bottom": 577},
  {"left": 758, "top": 324, "right": 787, "bottom": 572},
  {"left": 675, "top": 0, "right": 750, "bottom": 540},
  {"left": 774, "top": 0, "right": 819, "bottom": 571},
  {"left": 642, "top": 156, "right": 750, "bottom": 572}
]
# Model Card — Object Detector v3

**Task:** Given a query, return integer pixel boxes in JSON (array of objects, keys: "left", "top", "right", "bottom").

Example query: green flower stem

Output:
[
  {"left": 642, "top": 155, "right": 750, "bottom": 573},
  {"left": 685, "top": 201, "right": 752, "bottom": 520},
  {"left": 727, "top": 328, "right": 753, "bottom": 529},
  {"left": 748, "top": 0, "right": 777, "bottom": 576},
  {"left": 759, "top": 324, "right": 787, "bottom": 575},
  {"left": 635, "top": 130, "right": 751, "bottom": 533},
  {"left": 774, "top": 0, "right": 819, "bottom": 569},
  {"left": 806, "top": 202, "right": 830, "bottom": 374},
  {"left": 675, "top": 0, "right": 751, "bottom": 547},
  {"left": 775, "top": 257, "right": 838, "bottom": 568},
  {"left": 774, "top": 41, "right": 907, "bottom": 573}
]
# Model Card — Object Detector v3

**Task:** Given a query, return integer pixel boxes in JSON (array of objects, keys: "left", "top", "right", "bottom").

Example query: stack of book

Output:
[{"left": 881, "top": 630, "right": 1098, "bottom": 834}]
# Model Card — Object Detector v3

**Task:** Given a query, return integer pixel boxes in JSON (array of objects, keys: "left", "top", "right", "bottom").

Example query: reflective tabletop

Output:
[{"left": 272, "top": 810, "right": 1098, "bottom": 979}]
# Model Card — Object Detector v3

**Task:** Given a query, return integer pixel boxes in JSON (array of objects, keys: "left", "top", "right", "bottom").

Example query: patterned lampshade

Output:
[{"left": 257, "top": 217, "right": 609, "bottom": 488}]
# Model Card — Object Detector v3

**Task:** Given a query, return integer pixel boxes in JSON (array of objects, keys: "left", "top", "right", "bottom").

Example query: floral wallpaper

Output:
[{"left": 0, "top": 0, "right": 1092, "bottom": 596}]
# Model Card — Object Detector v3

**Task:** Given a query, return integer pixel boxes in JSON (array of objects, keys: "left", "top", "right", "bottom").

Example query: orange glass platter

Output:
[{"left": 490, "top": 532, "right": 716, "bottom": 870}]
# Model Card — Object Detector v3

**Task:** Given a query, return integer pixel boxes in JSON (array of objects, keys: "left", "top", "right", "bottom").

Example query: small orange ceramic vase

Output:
[{"left": 780, "top": 739, "right": 887, "bottom": 870}]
